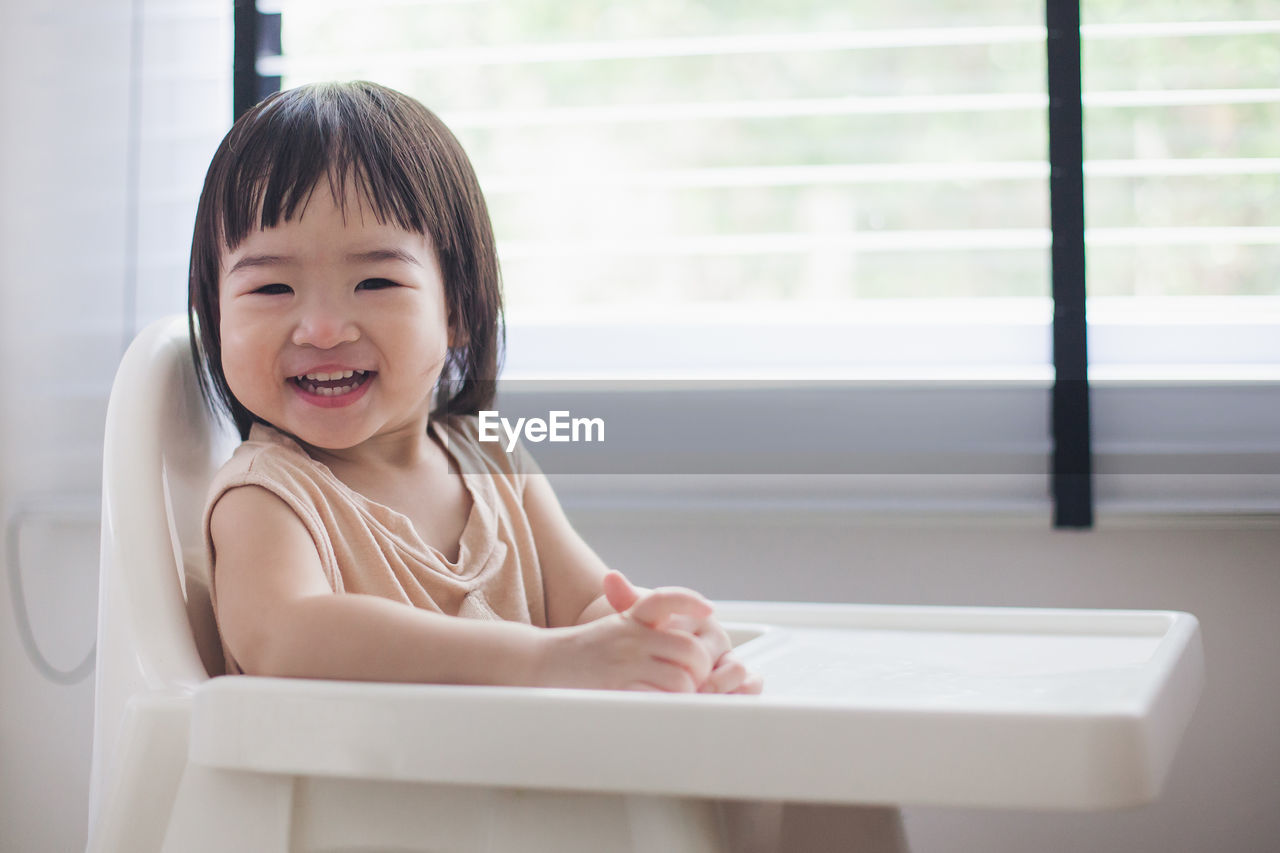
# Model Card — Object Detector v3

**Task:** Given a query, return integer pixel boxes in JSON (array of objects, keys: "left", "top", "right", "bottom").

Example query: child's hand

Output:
[
  {"left": 538, "top": 615, "right": 713, "bottom": 693},
  {"left": 535, "top": 586, "right": 714, "bottom": 692},
  {"left": 602, "top": 571, "right": 763, "bottom": 695}
]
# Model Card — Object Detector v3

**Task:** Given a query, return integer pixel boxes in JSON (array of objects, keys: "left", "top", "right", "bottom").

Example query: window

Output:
[
  {"left": 254, "top": 1, "right": 1280, "bottom": 515},
  {"left": 263, "top": 1, "right": 1053, "bottom": 316}
]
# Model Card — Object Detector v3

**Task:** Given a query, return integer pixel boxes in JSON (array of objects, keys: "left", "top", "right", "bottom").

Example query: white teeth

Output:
[
  {"left": 301, "top": 369, "right": 364, "bottom": 381},
  {"left": 316, "top": 384, "right": 355, "bottom": 396}
]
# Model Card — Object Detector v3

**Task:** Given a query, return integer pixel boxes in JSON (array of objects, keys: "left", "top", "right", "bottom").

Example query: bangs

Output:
[{"left": 213, "top": 82, "right": 448, "bottom": 253}]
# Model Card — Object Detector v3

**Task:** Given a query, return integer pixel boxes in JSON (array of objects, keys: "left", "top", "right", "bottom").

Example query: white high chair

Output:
[{"left": 88, "top": 316, "right": 1205, "bottom": 853}]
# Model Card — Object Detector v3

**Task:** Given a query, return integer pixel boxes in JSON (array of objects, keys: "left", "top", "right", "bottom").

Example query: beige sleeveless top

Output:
[{"left": 202, "top": 415, "right": 548, "bottom": 675}]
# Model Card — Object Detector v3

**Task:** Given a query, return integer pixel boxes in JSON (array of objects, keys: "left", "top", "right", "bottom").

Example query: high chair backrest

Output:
[{"left": 89, "top": 316, "right": 237, "bottom": 822}]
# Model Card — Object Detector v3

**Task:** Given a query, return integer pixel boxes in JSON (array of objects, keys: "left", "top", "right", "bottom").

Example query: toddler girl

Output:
[{"left": 190, "top": 81, "right": 761, "bottom": 695}]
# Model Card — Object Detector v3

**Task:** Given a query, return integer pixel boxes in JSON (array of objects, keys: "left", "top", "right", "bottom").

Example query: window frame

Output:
[{"left": 500, "top": 304, "right": 1280, "bottom": 517}]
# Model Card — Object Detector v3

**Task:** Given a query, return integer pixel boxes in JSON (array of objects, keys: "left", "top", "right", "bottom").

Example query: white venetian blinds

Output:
[{"left": 263, "top": 0, "right": 1280, "bottom": 326}]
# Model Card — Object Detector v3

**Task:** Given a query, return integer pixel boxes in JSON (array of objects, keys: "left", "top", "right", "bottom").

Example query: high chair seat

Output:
[{"left": 87, "top": 316, "right": 1204, "bottom": 853}]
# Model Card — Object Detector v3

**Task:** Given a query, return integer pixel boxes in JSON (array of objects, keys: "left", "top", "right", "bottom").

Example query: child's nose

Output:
[{"left": 292, "top": 303, "right": 359, "bottom": 349}]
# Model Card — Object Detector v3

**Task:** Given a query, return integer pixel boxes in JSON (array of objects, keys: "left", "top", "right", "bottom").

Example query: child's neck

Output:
[{"left": 302, "top": 417, "right": 449, "bottom": 479}]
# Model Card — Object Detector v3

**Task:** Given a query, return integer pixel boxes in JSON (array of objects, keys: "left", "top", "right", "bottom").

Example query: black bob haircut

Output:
[{"left": 188, "top": 81, "right": 504, "bottom": 440}]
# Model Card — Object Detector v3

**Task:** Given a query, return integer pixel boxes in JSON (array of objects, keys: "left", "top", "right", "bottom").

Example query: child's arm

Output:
[
  {"left": 210, "top": 484, "right": 712, "bottom": 690},
  {"left": 520, "top": 471, "right": 710, "bottom": 627},
  {"left": 519, "top": 469, "right": 623, "bottom": 627}
]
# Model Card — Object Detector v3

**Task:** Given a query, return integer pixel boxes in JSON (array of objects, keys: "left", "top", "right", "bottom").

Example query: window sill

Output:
[{"left": 501, "top": 300, "right": 1280, "bottom": 516}]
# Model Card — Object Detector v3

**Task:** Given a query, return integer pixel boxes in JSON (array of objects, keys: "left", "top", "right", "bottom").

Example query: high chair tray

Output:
[{"left": 189, "top": 602, "right": 1202, "bottom": 810}]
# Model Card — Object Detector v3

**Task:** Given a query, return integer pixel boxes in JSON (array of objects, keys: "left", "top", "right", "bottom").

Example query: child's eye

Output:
[
  {"left": 356, "top": 278, "right": 399, "bottom": 291},
  {"left": 252, "top": 283, "right": 292, "bottom": 295}
]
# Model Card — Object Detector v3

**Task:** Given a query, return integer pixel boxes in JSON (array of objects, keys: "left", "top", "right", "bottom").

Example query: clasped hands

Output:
[{"left": 544, "top": 570, "right": 763, "bottom": 695}]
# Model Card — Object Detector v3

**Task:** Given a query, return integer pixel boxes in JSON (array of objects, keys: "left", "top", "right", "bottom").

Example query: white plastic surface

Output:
[{"left": 191, "top": 603, "right": 1201, "bottom": 811}]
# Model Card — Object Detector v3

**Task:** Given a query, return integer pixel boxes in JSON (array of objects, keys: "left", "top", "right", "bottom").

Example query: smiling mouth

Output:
[{"left": 291, "top": 369, "right": 375, "bottom": 397}]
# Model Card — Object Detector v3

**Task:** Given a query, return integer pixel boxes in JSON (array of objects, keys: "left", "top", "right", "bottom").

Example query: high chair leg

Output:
[
  {"left": 623, "top": 795, "right": 727, "bottom": 853},
  {"left": 776, "top": 804, "right": 909, "bottom": 853},
  {"left": 716, "top": 801, "right": 910, "bottom": 853},
  {"left": 86, "top": 695, "right": 191, "bottom": 853},
  {"left": 161, "top": 766, "right": 294, "bottom": 853}
]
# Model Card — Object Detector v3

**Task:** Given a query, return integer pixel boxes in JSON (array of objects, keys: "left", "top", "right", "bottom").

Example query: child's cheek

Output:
[{"left": 219, "top": 326, "right": 268, "bottom": 409}]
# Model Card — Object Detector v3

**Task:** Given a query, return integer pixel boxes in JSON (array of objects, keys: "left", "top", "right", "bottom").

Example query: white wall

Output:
[
  {"left": 0, "top": 2, "right": 228, "bottom": 851},
  {"left": 571, "top": 506, "right": 1280, "bottom": 853},
  {"left": 1, "top": 5, "right": 130, "bottom": 852}
]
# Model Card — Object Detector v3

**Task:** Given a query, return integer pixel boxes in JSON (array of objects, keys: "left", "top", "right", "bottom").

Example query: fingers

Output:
[
  {"left": 584, "top": 578, "right": 761, "bottom": 695},
  {"left": 625, "top": 664, "right": 697, "bottom": 694},
  {"left": 625, "top": 598, "right": 749, "bottom": 695},
  {"left": 698, "top": 654, "right": 765, "bottom": 695},
  {"left": 602, "top": 612, "right": 712, "bottom": 692},
  {"left": 629, "top": 586, "right": 713, "bottom": 629},
  {"left": 602, "top": 570, "right": 640, "bottom": 614},
  {"left": 617, "top": 654, "right": 702, "bottom": 694},
  {"left": 650, "top": 625, "right": 713, "bottom": 685},
  {"left": 694, "top": 620, "right": 733, "bottom": 664},
  {"left": 699, "top": 654, "right": 748, "bottom": 694},
  {"left": 614, "top": 621, "right": 712, "bottom": 691},
  {"left": 604, "top": 574, "right": 714, "bottom": 634}
]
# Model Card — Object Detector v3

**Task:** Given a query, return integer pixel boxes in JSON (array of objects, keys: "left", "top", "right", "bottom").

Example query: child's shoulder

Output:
[
  {"left": 234, "top": 421, "right": 311, "bottom": 465},
  {"left": 209, "top": 422, "right": 323, "bottom": 495}
]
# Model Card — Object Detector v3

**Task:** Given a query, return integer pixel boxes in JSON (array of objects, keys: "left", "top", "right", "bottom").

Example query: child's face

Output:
[{"left": 217, "top": 178, "right": 451, "bottom": 451}]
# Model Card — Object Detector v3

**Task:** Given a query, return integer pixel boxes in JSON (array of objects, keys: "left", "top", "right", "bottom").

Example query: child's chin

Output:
[{"left": 281, "top": 424, "right": 370, "bottom": 453}]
